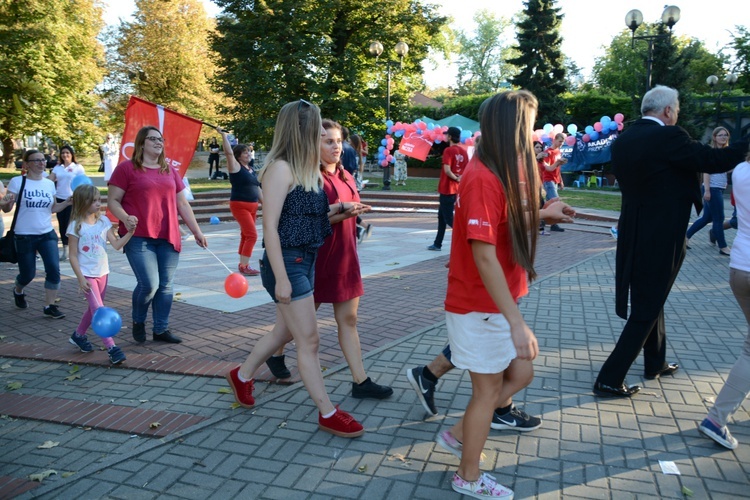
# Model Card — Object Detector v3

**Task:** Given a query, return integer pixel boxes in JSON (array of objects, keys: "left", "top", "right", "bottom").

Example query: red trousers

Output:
[{"left": 230, "top": 200, "right": 259, "bottom": 258}]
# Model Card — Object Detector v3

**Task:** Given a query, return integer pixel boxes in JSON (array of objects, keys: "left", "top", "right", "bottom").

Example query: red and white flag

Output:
[{"left": 119, "top": 96, "right": 203, "bottom": 177}]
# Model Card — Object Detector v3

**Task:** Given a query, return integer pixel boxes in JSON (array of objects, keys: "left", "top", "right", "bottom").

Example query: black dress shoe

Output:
[
  {"left": 153, "top": 330, "right": 182, "bottom": 344},
  {"left": 644, "top": 363, "right": 679, "bottom": 380},
  {"left": 593, "top": 381, "right": 641, "bottom": 398}
]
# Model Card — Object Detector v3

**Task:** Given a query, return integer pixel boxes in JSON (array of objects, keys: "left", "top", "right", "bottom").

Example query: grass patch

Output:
[
  {"left": 557, "top": 188, "right": 622, "bottom": 211},
  {"left": 2, "top": 159, "right": 621, "bottom": 212}
]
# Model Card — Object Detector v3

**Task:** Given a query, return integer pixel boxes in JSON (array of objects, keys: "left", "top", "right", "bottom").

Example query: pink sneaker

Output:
[
  {"left": 226, "top": 366, "right": 255, "bottom": 407},
  {"left": 238, "top": 264, "right": 260, "bottom": 276},
  {"left": 451, "top": 472, "right": 514, "bottom": 499},
  {"left": 318, "top": 406, "right": 364, "bottom": 438}
]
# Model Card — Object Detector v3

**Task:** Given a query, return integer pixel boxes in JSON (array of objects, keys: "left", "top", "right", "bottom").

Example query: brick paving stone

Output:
[{"left": 5, "top": 213, "right": 750, "bottom": 498}]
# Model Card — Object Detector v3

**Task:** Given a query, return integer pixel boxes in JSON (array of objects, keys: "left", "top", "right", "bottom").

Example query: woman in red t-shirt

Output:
[
  {"left": 108, "top": 126, "right": 207, "bottom": 345},
  {"left": 436, "top": 91, "right": 542, "bottom": 499}
]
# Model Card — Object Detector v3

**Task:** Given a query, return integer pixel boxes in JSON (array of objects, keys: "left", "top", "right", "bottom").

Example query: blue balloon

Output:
[
  {"left": 567, "top": 124, "right": 578, "bottom": 135},
  {"left": 385, "top": 119, "right": 394, "bottom": 128},
  {"left": 378, "top": 146, "right": 385, "bottom": 152},
  {"left": 210, "top": 216, "right": 220, "bottom": 225},
  {"left": 395, "top": 130, "right": 405, "bottom": 137},
  {"left": 460, "top": 130, "right": 472, "bottom": 138},
  {"left": 71, "top": 175, "right": 93, "bottom": 191},
  {"left": 609, "top": 121, "right": 618, "bottom": 131},
  {"left": 601, "top": 116, "right": 611, "bottom": 124},
  {"left": 589, "top": 131, "right": 600, "bottom": 141},
  {"left": 585, "top": 125, "right": 594, "bottom": 135},
  {"left": 427, "top": 123, "right": 435, "bottom": 130},
  {"left": 92, "top": 307, "right": 122, "bottom": 338},
  {"left": 381, "top": 139, "right": 387, "bottom": 146}
]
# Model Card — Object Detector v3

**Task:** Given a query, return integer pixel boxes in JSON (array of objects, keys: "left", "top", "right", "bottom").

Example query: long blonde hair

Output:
[
  {"left": 259, "top": 100, "right": 323, "bottom": 191},
  {"left": 475, "top": 90, "right": 540, "bottom": 281},
  {"left": 132, "top": 126, "right": 169, "bottom": 173},
  {"left": 70, "top": 184, "right": 101, "bottom": 236}
]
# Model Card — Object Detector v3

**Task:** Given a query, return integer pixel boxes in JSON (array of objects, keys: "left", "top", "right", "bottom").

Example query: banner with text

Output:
[
  {"left": 559, "top": 132, "right": 619, "bottom": 172},
  {"left": 397, "top": 131, "right": 434, "bottom": 161},
  {"left": 120, "top": 96, "right": 203, "bottom": 177}
]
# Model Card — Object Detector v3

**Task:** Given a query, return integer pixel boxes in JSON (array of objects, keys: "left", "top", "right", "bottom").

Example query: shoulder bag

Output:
[{"left": 0, "top": 176, "right": 26, "bottom": 263}]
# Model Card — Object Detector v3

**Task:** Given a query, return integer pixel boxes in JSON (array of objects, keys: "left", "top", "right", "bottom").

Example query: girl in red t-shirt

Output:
[{"left": 438, "top": 91, "right": 542, "bottom": 499}]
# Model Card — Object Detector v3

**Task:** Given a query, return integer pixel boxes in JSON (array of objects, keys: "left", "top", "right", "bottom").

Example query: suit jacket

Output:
[{"left": 613, "top": 119, "right": 748, "bottom": 320}]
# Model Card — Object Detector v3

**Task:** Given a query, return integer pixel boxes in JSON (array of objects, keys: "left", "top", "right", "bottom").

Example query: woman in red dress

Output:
[{"left": 266, "top": 120, "right": 393, "bottom": 400}]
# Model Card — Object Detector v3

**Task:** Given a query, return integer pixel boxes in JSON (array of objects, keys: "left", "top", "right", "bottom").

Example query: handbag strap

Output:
[{"left": 8, "top": 175, "right": 26, "bottom": 232}]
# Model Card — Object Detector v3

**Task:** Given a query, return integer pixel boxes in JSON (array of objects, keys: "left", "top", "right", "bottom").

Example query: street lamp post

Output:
[
  {"left": 626, "top": 5, "right": 680, "bottom": 93},
  {"left": 369, "top": 40, "right": 408, "bottom": 190},
  {"left": 706, "top": 73, "right": 739, "bottom": 126}
]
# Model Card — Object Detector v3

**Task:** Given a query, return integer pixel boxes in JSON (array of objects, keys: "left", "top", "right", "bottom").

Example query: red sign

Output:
[
  {"left": 119, "top": 96, "right": 203, "bottom": 177},
  {"left": 397, "top": 131, "right": 433, "bottom": 161}
]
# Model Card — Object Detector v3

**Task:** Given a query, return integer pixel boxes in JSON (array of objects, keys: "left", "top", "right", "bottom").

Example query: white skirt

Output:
[{"left": 446, "top": 311, "right": 517, "bottom": 374}]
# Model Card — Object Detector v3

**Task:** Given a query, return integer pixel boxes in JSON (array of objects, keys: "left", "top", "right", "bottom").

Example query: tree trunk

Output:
[{"left": 2, "top": 137, "right": 15, "bottom": 169}]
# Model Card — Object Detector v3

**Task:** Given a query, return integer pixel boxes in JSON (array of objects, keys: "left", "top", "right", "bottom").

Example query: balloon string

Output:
[{"left": 203, "top": 247, "right": 233, "bottom": 275}]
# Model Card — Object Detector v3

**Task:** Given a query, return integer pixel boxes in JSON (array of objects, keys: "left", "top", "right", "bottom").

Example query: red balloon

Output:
[
  {"left": 225, "top": 272, "right": 248, "bottom": 298},
  {"left": 582, "top": 134, "right": 591, "bottom": 143}
]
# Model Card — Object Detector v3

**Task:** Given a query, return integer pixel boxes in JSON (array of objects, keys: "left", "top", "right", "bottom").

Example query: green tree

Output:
[
  {"left": 731, "top": 25, "right": 750, "bottom": 92},
  {"left": 109, "top": 0, "right": 225, "bottom": 132},
  {"left": 211, "top": 0, "right": 447, "bottom": 147},
  {"left": 508, "top": 0, "right": 567, "bottom": 124},
  {"left": 454, "top": 10, "right": 516, "bottom": 96},
  {"left": 593, "top": 27, "right": 725, "bottom": 97},
  {"left": 0, "top": 0, "right": 105, "bottom": 165}
]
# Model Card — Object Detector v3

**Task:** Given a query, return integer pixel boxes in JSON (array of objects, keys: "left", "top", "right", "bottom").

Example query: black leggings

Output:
[
  {"left": 56, "top": 198, "right": 72, "bottom": 246},
  {"left": 208, "top": 153, "right": 220, "bottom": 177}
]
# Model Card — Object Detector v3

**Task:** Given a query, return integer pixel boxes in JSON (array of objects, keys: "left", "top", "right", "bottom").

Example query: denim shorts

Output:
[{"left": 260, "top": 247, "right": 317, "bottom": 303}]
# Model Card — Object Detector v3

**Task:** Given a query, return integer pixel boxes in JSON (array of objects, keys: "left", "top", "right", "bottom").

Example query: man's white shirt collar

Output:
[{"left": 642, "top": 116, "right": 665, "bottom": 126}]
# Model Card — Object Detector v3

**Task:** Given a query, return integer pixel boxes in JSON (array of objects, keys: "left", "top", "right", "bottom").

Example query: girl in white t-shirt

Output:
[
  {"left": 49, "top": 145, "right": 86, "bottom": 261},
  {"left": 67, "top": 184, "right": 136, "bottom": 365}
]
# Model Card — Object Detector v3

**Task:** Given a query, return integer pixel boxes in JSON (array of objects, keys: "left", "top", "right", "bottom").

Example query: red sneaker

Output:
[
  {"left": 319, "top": 406, "right": 364, "bottom": 438},
  {"left": 226, "top": 366, "right": 255, "bottom": 407},
  {"left": 238, "top": 264, "right": 260, "bottom": 276}
]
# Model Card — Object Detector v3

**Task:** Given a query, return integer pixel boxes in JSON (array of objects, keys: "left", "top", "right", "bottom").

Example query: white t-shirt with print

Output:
[
  {"left": 51, "top": 163, "right": 86, "bottom": 198},
  {"left": 67, "top": 217, "right": 112, "bottom": 278},
  {"left": 7, "top": 176, "right": 56, "bottom": 235}
]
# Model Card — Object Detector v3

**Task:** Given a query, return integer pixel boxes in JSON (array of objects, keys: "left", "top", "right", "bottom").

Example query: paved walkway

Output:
[{"left": 1, "top": 209, "right": 749, "bottom": 499}]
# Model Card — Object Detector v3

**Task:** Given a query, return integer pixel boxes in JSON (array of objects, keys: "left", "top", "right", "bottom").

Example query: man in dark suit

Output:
[{"left": 594, "top": 85, "right": 750, "bottom": 398}]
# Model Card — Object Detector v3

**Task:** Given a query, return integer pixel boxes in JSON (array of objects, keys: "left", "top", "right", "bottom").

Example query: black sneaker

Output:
[
  {"left": 44, "top": 304, "right": 65, "bottom": 319},
  {"left": 13, "top": 290, "right": 28, "bottom": 309},
  {"left": 550, "top": 224, "right": 565, "bottom": 232},
  {"left": 108, "top": 346, "right": 127, "bottom": 365},
  {"left": 265, "top": 355, "right": 291, "bottom": 379},
  {"left": 153, "top": 330, "right": 182, "bottom": 344},
  {"left": 406, "top": 366, "right": 438, "bottom": 416},
  {"left": 352, "top": 377, "right": 393, "bottom": 399},
  {"left": 132, "top": 322, "right": 146, "bottom": 343},
  {"left": 69, "top": 333, "right": 94, "bottom": 353},
  {"left": 490, "top": 406, "right": 542, "bottom": 432}
]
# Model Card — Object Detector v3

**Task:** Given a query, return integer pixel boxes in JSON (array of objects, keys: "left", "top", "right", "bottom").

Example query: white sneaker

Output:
[
  {"left": 451, "top": 472, "right": 513, "bottom": 499},
  {"left": 610, "top": 226, "right": 618, "bottom": 240}
]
